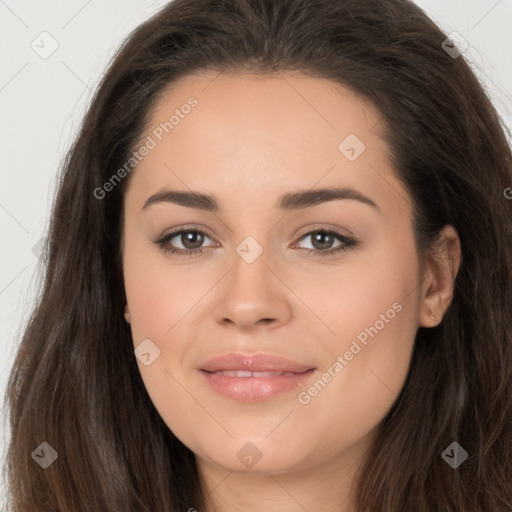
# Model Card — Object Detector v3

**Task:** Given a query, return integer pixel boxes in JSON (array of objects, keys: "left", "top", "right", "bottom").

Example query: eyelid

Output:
[
  {"left": 159, "top": 224, "right": 213, "bottom": 237},
  {"left": 294, "top": 223, "right": 354, "bottom": 240},
  {"left": 155, "top": 224, "right": 217, "bottom": 246}
]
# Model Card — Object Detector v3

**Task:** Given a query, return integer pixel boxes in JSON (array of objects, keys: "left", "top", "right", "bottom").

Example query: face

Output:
[{"left": 121, "top": 71, "right": 425, "bottom": 477}]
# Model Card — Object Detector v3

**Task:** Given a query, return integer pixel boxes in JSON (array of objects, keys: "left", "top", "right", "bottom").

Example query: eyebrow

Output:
[{"left": 141, "top": 186, "right": 380, "bottom": 212}]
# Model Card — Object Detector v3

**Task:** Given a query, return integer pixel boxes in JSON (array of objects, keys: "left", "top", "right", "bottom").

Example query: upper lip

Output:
[{"left": 199, "top": 353, "right": 315, "bottom": 373}]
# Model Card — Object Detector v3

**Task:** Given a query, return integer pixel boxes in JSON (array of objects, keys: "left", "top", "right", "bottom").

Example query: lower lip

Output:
[{"left": 200, "top": 369, "right": 316, "bottom": 402}]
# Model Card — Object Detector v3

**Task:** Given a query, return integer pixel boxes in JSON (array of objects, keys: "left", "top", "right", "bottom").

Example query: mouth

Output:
[
  {"left": 198, "top": 353, "right": 316, "bottom": 402},
  {"left": 205, "top": 370, "right": 303, "bottom": 377}
]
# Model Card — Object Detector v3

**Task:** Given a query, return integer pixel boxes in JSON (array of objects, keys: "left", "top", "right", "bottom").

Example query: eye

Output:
[
  {"left": 293, "top": 228, "right": 358, "bottom": 257},
  {"left": 154, "top": 226, "right": 358, "bottom": 258},
  {"left": 154, "top": 227, "right": 217, "bottom": 257}
]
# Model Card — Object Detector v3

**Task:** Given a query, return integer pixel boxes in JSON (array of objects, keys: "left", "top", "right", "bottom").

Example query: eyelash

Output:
[{"left": 154, "top": 225, "right": 358, "bottom": 258}]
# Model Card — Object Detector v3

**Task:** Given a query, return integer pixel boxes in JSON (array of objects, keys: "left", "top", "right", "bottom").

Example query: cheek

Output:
[
  {"left": 295, "top": 304, "right": 417, "bottom": 460},
  {"left": 122, "top": 243, "right": 205, "bottom": 431},
  {"left": 325, "top": 263, "right": 417, "bottom": 351},
  {"left": 318, "top": 232, "right": 419, "bottom": 349},
  {"left": 122, "top": 237, "right": 213, "bottom": 341},
  {"left": 296, "top": 240, "right": 420, "bottom": 446}
]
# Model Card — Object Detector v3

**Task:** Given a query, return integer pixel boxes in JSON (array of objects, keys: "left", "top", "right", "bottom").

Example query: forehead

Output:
[
  {"left": 124, "top": 70, "right": 407, "bottom": 220},
  {"left": 147, "top": 70, "right": 384, "bottom": 147}
]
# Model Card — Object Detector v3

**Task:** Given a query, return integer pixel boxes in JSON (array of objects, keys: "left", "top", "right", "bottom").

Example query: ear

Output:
[
  {"left": 124, "top": 304, "right": 131, "bottom": 324},
  {"left": 418, "top": 225, "right": 462, "bottom": 327}
]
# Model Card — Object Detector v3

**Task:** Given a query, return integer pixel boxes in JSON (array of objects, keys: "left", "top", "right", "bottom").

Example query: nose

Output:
[{"left": 213, "top": 245, "right": 293, "bottom": 331}]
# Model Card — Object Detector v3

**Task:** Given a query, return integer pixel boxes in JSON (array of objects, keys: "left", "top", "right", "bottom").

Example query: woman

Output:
[{"left": 4, "top": 0, "right": 511, "bottom": 510}]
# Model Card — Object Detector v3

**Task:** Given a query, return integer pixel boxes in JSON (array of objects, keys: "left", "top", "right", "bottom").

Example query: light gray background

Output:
[{"left": 1, "top": 0, "right": 511, "bottom": 504}]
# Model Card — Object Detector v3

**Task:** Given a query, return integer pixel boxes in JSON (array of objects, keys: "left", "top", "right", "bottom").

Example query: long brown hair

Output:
[{"left": 4, "top": 0, "right": 512, "bottom": 510}]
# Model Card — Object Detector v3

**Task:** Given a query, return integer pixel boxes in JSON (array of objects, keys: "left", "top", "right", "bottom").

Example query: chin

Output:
[{"left": 192, "top": 435, "right": 316, "bottom": 475}]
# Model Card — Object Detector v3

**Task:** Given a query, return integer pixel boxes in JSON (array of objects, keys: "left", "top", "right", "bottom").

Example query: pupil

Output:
[
  {"left": 183, "top": 231, "right": 204, "bottom": 249},
  {"left": 313, "top": 231, "right": 333, "bottom": 250}
]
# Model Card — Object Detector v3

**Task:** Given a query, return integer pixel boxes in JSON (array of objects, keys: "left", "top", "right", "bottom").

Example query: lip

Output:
[
  {"left": 199, "top": 353, "right": 316, "bottom": 402},
  {"left": 200, "top": 353, "right": 314, "bottom": 373}
]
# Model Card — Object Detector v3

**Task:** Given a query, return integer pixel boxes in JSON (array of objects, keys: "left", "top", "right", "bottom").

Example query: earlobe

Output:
[
  {"left": 419, "top": 290, "right": 440, "bottom": 328},
  {"left": 418, "top": 225, "right": 462, "bottom": 328}
]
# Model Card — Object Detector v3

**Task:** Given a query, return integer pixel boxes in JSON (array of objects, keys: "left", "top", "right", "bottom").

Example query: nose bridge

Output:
[
  {"left": 213, "top": 232, "right": 291, "bottom": 328},
  {"left": 229, "top": 233, "right": 273, "bottom": 300}
]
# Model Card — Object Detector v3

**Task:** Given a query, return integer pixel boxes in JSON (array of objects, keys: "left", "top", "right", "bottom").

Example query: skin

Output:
[{"left": 121, "top": 70, "right": 461, "bottom": 512}]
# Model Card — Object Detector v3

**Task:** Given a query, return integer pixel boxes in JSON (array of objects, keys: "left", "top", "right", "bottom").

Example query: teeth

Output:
[
  {"left": 221, "top": 370, "right": 253, "bottom": 377},
  {"left": 215, "top": 370, "right": 297, "bottom": 377}
]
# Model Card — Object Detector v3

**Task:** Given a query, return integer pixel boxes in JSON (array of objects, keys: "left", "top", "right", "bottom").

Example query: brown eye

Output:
[
  {"left": 308, "top": 231, "right": 337, "bottom": 251},
  {"left": 296, "top": 229, "right": 357, "bottom": 256},
  {"left": 155, "top": 228, "right": 215, "bottom": 256},
  {"left": 178, "top": 231, "right": 206, "bottom": 250}
]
